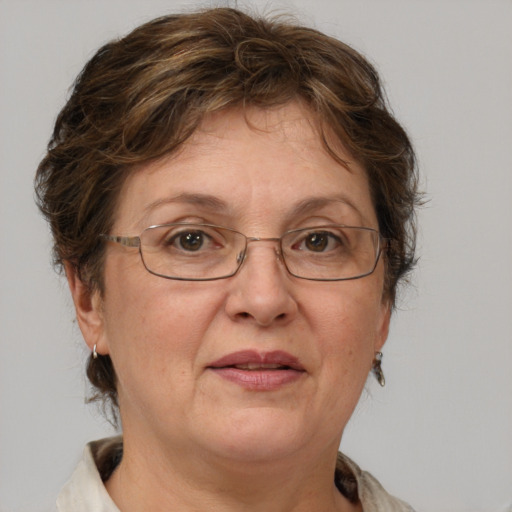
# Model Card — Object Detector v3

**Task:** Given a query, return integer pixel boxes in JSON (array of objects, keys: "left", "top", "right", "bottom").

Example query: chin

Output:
[{"left": 198, "top": 408, "right": 315, "bottom": 463}]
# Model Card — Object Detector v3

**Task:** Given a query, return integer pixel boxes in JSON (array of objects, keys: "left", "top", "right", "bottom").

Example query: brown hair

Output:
[{"left": 35, "top": 7, "right": 419, "bottom": 410}]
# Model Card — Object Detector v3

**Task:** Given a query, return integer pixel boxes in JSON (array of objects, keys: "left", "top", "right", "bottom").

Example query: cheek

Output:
[
  {"left": 310, "top": 284, "right": 383, "bottom": 346},
  {"left": 298, "top": 293, "right": 380, "bottom": 440},
  {"left": 100, "top": 280, "right": 227, "bottom": 422},
  {"left": 306, "top": 280, "right": 385, "bottom": 382},
  {"left": 100, "top": 261, "right": 223, "bottom": 381}
]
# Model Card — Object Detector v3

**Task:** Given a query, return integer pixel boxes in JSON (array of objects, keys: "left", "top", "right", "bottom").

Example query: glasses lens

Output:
[
  {"left": 281, "top": 226, "right": 380, "bottom": 280},
  {"left": 139, "top": 224, "right": 246, "bottom": 280}
]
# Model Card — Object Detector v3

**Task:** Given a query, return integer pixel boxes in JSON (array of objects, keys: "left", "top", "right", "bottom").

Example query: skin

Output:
[{"left": 67, "top": 102, "right": 390, "bottom": 512}]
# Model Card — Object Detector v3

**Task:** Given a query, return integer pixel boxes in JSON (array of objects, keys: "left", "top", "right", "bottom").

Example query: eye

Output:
[
  {"left": 305, "top": 232, "right": 329, "bottom": 252},
  {"left": 291, "top": 230, "right": 344, "bottom": 253},
  {"left": 176, "top": 231, "right": 206, "bottom": 251},
  {"left": 163, "top": 229, "right": 218, "bottom": 252}
]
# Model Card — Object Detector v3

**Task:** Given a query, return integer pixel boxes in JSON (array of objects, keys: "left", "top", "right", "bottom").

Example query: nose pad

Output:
[{"left": 274, "top": 246, "right": 283, "bottom": 261}]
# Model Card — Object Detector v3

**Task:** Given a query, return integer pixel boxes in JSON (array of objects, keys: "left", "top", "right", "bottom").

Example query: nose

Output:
[{"left": 225, "top": 239, "right": 298, "bottom": 327}]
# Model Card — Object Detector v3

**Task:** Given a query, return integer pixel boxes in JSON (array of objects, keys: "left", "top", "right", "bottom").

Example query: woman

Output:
[{"left": 35, "top": 7, "right": 418, "bottom": 512}]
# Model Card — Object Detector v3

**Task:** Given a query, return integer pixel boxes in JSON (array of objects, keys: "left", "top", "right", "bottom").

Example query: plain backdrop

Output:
[{"left": 1, "top": 1, "right": 511, "bottom": 511}]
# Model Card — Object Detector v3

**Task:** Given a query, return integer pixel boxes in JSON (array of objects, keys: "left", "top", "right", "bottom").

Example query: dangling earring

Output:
[
  {"left": 92, "top": 344, "right": 98, "bottom": 359},
  {"left": 372, "top": 351, "right": 385, "bottom": 387}
]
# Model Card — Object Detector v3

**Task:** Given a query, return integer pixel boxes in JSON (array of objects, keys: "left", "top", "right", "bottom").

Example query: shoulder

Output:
[
  {"left": 56, "top": 437, "right": 122, "bottom": 512},
  {"left": 336, "top": 452, "right": 415, "bottom": 512}
]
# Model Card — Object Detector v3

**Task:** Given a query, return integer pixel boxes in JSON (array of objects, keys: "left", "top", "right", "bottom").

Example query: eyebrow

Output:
[
  {"left": 288, "top": 195, "right": 363, "bottom": 220},
  {"left": 143, "top": 193, "right": 231, "bottom": 216}
]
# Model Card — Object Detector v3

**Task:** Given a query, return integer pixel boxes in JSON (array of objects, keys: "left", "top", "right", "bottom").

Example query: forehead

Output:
[{"left": 115, "top": 102, "right": 376, "bottom": 232}]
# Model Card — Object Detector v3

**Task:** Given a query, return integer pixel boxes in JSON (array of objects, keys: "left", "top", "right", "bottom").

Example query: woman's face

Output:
[{"left": 75, "top": 102, "right": 390, "bottom": 463}]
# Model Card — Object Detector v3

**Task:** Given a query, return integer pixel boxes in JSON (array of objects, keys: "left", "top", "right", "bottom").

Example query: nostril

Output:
[{"left": 235, "top": 310, "right": 288, "bottom": 324}]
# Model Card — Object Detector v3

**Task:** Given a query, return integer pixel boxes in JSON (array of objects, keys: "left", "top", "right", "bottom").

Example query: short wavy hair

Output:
[{"left": 35, "top": 7, "right": 419, "bottom": 410}]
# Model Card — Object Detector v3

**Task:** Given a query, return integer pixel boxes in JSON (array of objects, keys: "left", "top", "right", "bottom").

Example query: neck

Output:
[{"left": 105, "top": 432, "right": 360, "bottom": 512}]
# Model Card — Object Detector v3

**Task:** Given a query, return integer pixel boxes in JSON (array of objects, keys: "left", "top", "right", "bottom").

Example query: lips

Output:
[
  {"left": 207, "top": 350, "right": 305, "bottom": 390},
  {"left": 229, "top": 363, "right": 288, "bottom": 370},
  {"left": 208, "top": 350, "right": 304, "bottom": 371}
]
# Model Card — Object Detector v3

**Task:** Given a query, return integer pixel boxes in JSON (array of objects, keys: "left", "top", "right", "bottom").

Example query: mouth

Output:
[
  {"left": 208, "top": 350, "right": 304, "bottom": 371},
  {"left": 227, "top": 363, "right": 295, "bottom": 370},
  {"left": 207, "top": 350, "right": 305, "bottom": 391}
]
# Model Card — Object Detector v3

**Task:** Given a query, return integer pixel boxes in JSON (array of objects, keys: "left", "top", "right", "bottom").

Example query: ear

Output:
[
  {"left": 64, "top": 262, "right": 109, "bottom": 356},
  {"left": 375, "top": 299, "right": 391, "bottom": 353}
]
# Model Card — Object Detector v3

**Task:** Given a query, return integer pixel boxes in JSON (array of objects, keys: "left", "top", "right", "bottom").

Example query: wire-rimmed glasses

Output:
[{"left": 100, "top": 223, "right": 384, "bottom": 281}]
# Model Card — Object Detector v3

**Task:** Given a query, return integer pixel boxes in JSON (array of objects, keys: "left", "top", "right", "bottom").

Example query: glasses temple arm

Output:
[{"left": 100, "top": 234, "right": 141, "bottom": 248}]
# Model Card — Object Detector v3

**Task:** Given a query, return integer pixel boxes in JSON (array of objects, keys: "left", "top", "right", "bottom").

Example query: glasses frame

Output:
[{"left": 100, "top": 223, "right": 385, "bottom": 282}]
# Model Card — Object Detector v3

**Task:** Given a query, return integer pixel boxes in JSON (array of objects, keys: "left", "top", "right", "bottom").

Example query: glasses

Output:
[{"left": 100, "top": 223, "right": 384, "bottom": 281}]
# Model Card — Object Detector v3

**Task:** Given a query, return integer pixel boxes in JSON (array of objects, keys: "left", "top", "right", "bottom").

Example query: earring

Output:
[
  {"left": 372, "top": 351, "right": 385, "bottom": 387},
  {"left": 92, "top": 344, "right": 98, "bottom": 359}
]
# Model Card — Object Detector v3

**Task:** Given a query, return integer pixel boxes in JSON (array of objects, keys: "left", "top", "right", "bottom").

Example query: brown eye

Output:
[
  {"left": 176, "top": 231, "right": 205, "bottom": 251},
  {"left": 305, "top": 233, "right": 329, "bottom": 252},
  {"left": 304, "top": 231, "right": 340, "bottom": 252}
]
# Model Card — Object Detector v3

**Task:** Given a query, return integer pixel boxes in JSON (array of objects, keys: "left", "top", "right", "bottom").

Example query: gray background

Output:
[{"left": 1, "top": 1, "right": 511, "bottom": 511}]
